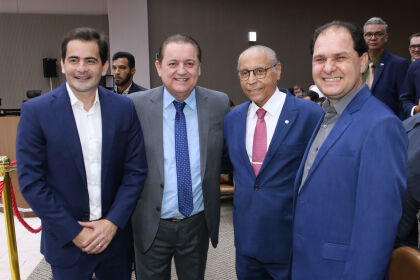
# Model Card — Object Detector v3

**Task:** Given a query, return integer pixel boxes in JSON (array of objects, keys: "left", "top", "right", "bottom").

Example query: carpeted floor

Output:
[{"left": 27, "top": 197, "right": 236, "bottom": 280}]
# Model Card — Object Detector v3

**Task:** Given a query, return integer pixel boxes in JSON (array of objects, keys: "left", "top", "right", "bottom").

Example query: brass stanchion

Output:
[{"left": 1, "top": 155, "right": 21, "bottom": 280}]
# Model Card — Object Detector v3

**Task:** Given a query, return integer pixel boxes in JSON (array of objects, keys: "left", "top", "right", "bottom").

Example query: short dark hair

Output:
[
  {"left": 112, "top": 51, "right": 135, "bottom": 69},
  {"left": 310, "top": 20, "right": 368, "bottom": 57},
  {"left": 157, "top": 34, "right": 201, "bottom": 63},
  {"left": 61, "top": 27, "right": 108, "bottom": 65},
  {"left": 305, "top": 90, "right": 320, "bottom": 101},
  {"left": 409, "top": 33, "right": 420, "bottom": 43}
]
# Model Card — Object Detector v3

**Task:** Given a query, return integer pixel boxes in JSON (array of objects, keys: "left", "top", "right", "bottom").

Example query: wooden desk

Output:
[{"left": 0, "top": 116, "right": 35, "bottom": 217}]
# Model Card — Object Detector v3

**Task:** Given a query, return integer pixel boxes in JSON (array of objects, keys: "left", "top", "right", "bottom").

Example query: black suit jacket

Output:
[
  {"left": 128, "top": 82, "right": 147, "bottom": 93},
  {"left": 370, "top": 50, "right": 409, "bottom": 117},
  {"left": 400, "top": 61, "right": 420, "bottom": 120}
]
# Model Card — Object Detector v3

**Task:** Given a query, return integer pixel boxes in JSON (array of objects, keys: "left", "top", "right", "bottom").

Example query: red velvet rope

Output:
[{"left": 0, "top": 161, "right": 42, "bottom": 233}]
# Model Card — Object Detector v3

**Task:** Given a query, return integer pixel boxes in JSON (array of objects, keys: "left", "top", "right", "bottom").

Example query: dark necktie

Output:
[
  {"left": 252, "top": 108, "right": 267, "bottom": 176},
  {"left": 173, "top": 100, "right": 193, "bottom": 217}
]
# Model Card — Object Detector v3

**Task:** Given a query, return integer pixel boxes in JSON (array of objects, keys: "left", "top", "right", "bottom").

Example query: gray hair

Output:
[
  {"left": 237, "top": 45, "right": 279, "bottom": 72},
  {"left": 363, "top": 17, "right": 388, "bottom": 33}
]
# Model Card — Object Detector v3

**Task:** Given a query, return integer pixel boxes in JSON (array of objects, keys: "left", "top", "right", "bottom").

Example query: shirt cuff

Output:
[{"left": 411, "top": 106, "right": 416, "bottom": 116}]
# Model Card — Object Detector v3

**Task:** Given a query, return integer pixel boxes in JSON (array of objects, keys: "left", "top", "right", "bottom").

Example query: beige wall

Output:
[
  {"left": 0, "top": 14, "right": 108, "bottom": 108},
  {"left": 107, "top": 0, "right": 150, "bottom": 89}
]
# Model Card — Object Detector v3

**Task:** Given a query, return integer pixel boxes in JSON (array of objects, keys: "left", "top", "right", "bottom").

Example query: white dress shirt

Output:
[
  {"left": 246, "top": 88, "right": 286, "bottom": 163},
  {"left": 67, "top": 83, "right": 103, "bottom": 220}
]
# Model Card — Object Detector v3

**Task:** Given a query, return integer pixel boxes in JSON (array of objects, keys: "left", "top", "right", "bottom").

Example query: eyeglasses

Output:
[
  {"left": 409, "top": 44, "right": 420, "bottom": 50},
  {"left": 364, "top": 32, "right": 386, "bottom": 39},
  {"left": 238, "top": 64, "right": 277, "bottom": 80}
]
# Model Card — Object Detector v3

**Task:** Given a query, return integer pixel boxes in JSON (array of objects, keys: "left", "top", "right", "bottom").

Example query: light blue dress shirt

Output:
[{"left": 161, "top": 87, "right": 203, "bottom": 218}]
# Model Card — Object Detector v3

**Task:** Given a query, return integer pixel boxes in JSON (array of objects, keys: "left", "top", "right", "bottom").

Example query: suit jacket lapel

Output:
[
  {"left": 196, "top": 87, "right": 209, "bottom": 180},
  {"left": 371, "top": 50, "right": 387, "bottom": 92},
  {"left": 259, "top": 94, "right": 297, "bottom": 174},
  {"left": 148, "top": 87, "right": 165, "bottom": 181},
  {"left": 301, "top": 112, "right": 352, "bottom": 188},
  {"left": 51, "top": 83, "right": 86, "bottom": 184},
  {"left": 299, "top": 87, "right": 370, "bottom": 191},
  {"left": 294, "top": 114, "right": 324, "bottom": 194},
  {"left": 237, "top": 101, "right": 255, "bottom": 177},
  {"left": 99, "top": 88, "right": 114, "bottom": 188}
]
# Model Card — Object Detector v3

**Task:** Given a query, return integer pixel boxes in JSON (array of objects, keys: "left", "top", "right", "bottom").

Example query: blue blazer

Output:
[
  {"left": 370, "top": 50, "right": 409, "bottom": 117},
  {"left": 16, "top": 83, "right": 147, "bottom": 267},
  {"left": 224, "top": 93, "right": 322, "bottom": 263},
  {"left": 400, "top": 60, "right": 420, "bottom": 119},
  {"left": 292, "top": 86, "right": 408, "bottom": 280}
]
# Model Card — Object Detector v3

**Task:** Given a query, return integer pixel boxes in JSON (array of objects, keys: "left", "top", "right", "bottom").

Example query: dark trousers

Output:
[
  {"left": 51, "top": 239, "right": 133, "bottom": 280},
  {"left": 136, "top": 212, "right": 209, "bottom": 280},
  {"left": 236, "top": 252, "right": 290, "bottom": 280}
]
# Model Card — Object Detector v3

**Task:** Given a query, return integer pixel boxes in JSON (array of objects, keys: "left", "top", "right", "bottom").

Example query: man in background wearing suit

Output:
[
  {"left": 400, "top": 60, "right": 420, "bottom": 119},
  {"left": 129, "top": 34, "right": 230, "bottom": 280},
  {"left": 396, "top": 112, "right": 420, "bottom": 248},
  {"left": 16, "top": 27, "right": 147, "bottom": 279},
  {"left": 408, "top": 33, "right": 420, "bottom": 62},
  {"left": 292, "top": 21, "right": 407, "bottom": 280},
  {"left": 223, "top": 45, "right": 322, "bottom": 279},
  {"left": 362, "top": 17, "right": 409, "bottom": 116},
  {"left": 112, "top": 51, "right": 147, "bottom": 94}
]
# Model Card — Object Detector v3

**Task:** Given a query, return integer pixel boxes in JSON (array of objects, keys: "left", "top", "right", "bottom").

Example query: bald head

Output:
[
  {"left": 237, "top": 45, "right": 279, "bottom": 71},
  {"left": 237, "top": 45, "right": 281, "bottom": 107}
]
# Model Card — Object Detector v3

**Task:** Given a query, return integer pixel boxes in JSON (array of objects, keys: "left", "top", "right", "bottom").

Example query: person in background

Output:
[
  {"left": 400, "top": 60, "right": 420, "bottom": 119},
  {"left": 362, "top": 17, "right": 409, "bottom": 116},
  {"left": 408, "top": 33, "right": 420, "bottom": 62},
  {"left": 112, "top": 51, "right": 147, "bottom": 95},
  {"left": 293, "top": 84, "right": 304, "bottom": 97},
  {"left": 396, "top": 112, "right": 420, "bottom": 249}
]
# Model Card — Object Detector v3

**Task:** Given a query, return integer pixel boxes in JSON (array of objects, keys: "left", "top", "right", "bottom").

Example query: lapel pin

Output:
[
  {"left": 285, "top": 120, "right": 290, "bottom": 124},
  {"left": 380, "top": 63, "right": 384, "bottom": 66}
]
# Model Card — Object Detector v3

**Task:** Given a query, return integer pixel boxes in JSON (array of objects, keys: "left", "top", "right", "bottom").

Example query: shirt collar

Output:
[
  {"left": 66, "top": 82, "right": 99, "bottom": 108},
  {"left": 249, "top": 87, "right": 284, "bottom": 117},
  {"left": 114, "top": 82, "right": 133, "bottom": 94},
  {"left": 322, "top": 84, "right": 365, "bottom": 115},
  {"left": 369, "top": 50, "right": 383, "bottom": 65},
  {"left": 163, "top": 87, "right": 197, "bottom": 111}
]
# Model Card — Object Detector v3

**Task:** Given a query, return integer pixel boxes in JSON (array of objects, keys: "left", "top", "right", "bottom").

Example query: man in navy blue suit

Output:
[
  {"left": 224, "top": 45, "right": 322, "bottom": 279},
  {"left": 408, "top": 33, "right": 420, "bottom": 62},
  {"left": 362, "top": 17, "right": 409, "bottom": 117},
  {"left": 400, "top": 61, "right": 420, "bottom": 119},
  {"left": 292, "top": 20, "right": 407, "bottom": 280},
  {"left": 16, "top": 27, "right": 147, "bottom": 279}
]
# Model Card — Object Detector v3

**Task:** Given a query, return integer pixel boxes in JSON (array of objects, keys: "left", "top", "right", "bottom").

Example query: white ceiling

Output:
[{"left": 0, "top": 0, "right": 108, "bottom": 15}]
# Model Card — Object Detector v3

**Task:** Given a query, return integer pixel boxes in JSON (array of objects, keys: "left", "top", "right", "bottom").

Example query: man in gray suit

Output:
[{"left": 129, "top": 34, "right": 230, "bottom": 280}]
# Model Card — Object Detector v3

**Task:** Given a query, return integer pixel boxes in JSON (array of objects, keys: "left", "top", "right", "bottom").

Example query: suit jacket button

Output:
[
  {"left": 254, "top": 185, "right": 260, "bottom": 190},
  {"left": 156, "top": 207, "right": 160, "bottom": 212},
  {"left": 160, "top": 184, "right": 164, "bottom": 189}
]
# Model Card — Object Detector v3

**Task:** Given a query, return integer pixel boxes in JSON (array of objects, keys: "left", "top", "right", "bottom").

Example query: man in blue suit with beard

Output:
[
  {"left": 224, "top": 45, "right": 322, "bottom": 279},
  {"left": 16, "top": 27, "right": 147, "bottom": 279},
  {"left": 292, "top": 21, "right": 407, "bottom": 280}
]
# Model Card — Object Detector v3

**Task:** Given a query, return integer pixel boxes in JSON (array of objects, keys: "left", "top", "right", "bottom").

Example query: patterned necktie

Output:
[
  {"left": 252, "top": 108, "right": 267, "bottom": 176},
  {"left": 366, "top": 62, "right": 375, "bottom": 89},
  {"left": 173, "top": 100, "right": 193, "bottom": 217}
]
